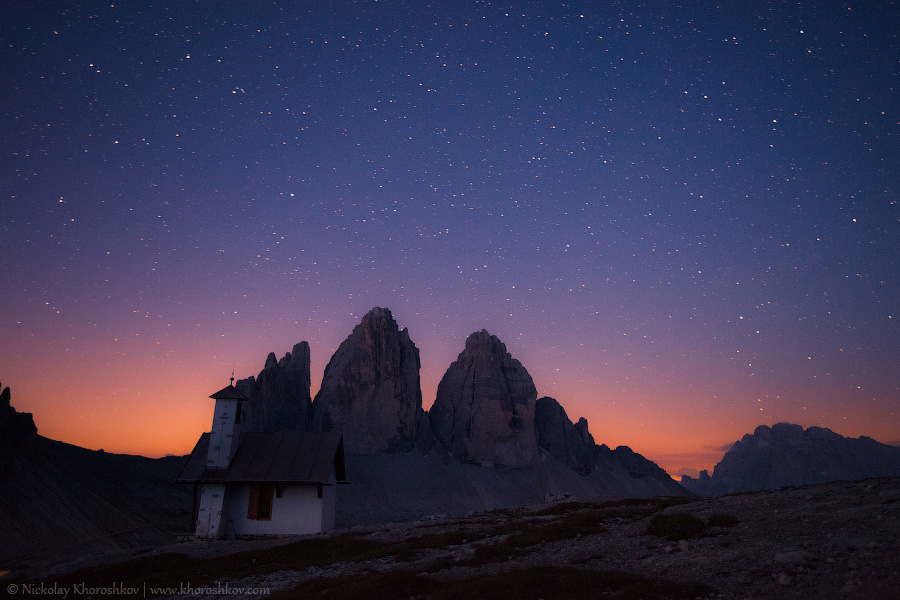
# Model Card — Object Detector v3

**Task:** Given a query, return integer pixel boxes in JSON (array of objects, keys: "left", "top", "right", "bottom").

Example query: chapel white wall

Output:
[{"left": 224, "top": 485, "right": 326, "bottom": 535}]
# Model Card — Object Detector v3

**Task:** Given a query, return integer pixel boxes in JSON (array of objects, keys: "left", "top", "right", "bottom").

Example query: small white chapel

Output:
[{"left": 177, "top": 379, "right": 345, "bottom": 538}]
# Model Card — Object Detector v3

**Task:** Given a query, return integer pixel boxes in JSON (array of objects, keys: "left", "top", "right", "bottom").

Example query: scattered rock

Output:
[{"left": 774, "top": 549, "right": 814, "bottom": 566}]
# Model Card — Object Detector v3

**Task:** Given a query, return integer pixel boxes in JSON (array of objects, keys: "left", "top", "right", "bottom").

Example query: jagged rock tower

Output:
[
  {"left": 310, "top": 307, "right": 422, "bottom": 454},
  {"left": 235, "top": 341, "right": 312, "bottom": 432},
  {"left": 533, "top": 396, "right": 597, "bottom": 476},
  {"left": 429, "top": 330, "right": 538, "bottom": 467}
]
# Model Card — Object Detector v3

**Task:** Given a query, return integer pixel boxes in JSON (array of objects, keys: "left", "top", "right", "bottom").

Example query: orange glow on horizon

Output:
[{"left": 4, "top": 317, "right": 897, "bottom": 475}]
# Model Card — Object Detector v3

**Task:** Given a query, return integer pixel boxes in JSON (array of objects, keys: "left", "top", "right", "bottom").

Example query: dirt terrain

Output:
[{"left": 8, "top": 476, "right": 900, "bottom": 599}]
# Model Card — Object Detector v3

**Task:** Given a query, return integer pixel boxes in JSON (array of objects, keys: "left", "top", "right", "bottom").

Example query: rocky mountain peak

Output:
[
  {"left": 0, "top": 382, "right": 39, "bottom": 475},
  {"left": 534, "top": 396, "right": 596, "bottom": 475},
  {"left": 235, "top": 341, "right": 311, "bottom": 432},
  {"left": 463, "top": 329, "right": 506, "bottom": 355},
  {"left": 225, "top": 310, "right": 682, "bottom": 495},
  {"left": 360, "top": 306, "right": 393, "bottom": 326},
  {"left": 682, "top": 422, "right": 900, "bottom": 496},
  {"left": 574, "top": 417, "right": 595, "bottom": 446},
  {"left": 310, "top": 307, "right": 422, "bottom": 454},
  {"left": 428, "top": 330, "right": 539, "bottom": 467},
  {"left": 1, "top": 382, "right": 37, "bottom": 443}
]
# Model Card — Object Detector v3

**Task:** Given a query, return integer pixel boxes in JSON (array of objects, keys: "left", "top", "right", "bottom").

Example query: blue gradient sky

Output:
[{"left": 2, "top": 1, "right": 898, "bottom": 476}]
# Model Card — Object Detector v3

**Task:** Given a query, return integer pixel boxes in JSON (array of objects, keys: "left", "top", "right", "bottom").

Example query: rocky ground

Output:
[{"left": 8, "top": 476, "right": 900, "bottom": 599}]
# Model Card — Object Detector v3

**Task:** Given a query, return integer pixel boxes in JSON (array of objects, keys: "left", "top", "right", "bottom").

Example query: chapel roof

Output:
[
  {"left": 209, "top": 384, "right": 249, "bottom": 401},
  {"left": 176, "top": 431, "right": 345, "bottom": 484}
]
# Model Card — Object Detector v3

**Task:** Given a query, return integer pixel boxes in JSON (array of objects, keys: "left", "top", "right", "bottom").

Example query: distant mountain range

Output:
[
  {"left": 236, "top": 307, "right": 687, "bottom": 524},
  {"left": 681, "top": 422, "right": 900, "bottom": 496}
]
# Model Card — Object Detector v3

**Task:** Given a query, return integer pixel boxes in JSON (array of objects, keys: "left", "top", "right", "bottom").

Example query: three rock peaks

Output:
[{"left": 236, "top": 307, "right": 658, "bottom": 477}]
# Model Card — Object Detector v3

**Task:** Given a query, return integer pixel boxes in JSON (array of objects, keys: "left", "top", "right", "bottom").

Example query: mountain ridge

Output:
[
  {"left": 235, "top": 307, "right": 681, "bottom": 493},
  {"left": 235, "top": 307, "right": 689, "bottom": 521},
  {"left": 681, "top": 422, "right": 900, "bottom": 496},
  {"left": 0, "top": 381, "right": 190, "bottom": 569}
]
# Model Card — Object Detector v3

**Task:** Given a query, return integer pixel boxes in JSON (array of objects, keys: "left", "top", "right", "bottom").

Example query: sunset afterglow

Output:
[{"left": 2, "top": 1, "right": 898, "bottom": 478}]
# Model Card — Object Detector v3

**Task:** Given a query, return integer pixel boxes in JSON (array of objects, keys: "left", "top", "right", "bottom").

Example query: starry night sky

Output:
[{"left": 2, "top": 1, "right": 898, "bottom": 477}]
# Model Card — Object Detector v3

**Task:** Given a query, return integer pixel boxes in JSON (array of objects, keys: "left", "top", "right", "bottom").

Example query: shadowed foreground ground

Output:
[{"left": 7, "top": 477, "right": 900, "bottom": 600}]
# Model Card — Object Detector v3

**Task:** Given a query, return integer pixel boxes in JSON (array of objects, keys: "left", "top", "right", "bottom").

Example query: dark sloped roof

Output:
[
  {"left": 176, "top": 431, "right": 345, "bottom": 484},
  {"left": 209, "top": 384, "right": 249, "bottom": 401}
]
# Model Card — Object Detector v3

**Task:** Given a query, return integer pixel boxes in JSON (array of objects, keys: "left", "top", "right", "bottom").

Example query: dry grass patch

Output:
[
  {"left": 531, "top": 500, "right": 596, "bottom": 516},
  {"left": 468, "top": 510, "right": 610, "bottom": 565},
  {"left": 466, "top": 496, "right": 700, "bottom": 565}
]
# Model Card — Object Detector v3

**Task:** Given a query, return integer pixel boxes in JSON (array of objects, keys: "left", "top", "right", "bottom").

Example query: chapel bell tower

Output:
[{"left": 206, "top": 377, "right": 249, "bottom": 469}]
